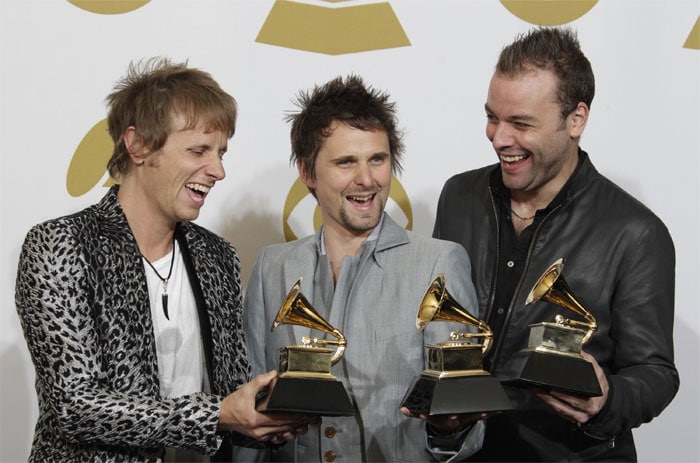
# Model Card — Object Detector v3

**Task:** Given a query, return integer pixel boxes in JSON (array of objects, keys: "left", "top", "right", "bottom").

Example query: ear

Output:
[
  {"left": 123, "top": 126, "right": 147, "bottom": 166},
  {"left": 569, "top": 102, "right": 589, "bottom": 139},
  {"left": 297, "top": 160, "right": 316, "bottom": 190}
]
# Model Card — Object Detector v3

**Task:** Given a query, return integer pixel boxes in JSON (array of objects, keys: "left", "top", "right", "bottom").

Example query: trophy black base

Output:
[
  {"left": 503, "top": 349, "right": 602, "bottom": 397},
  {"left": 400, "top": 374, "right": 513, "bottom": 416},
  {"left": 262, "top": 377, "right": 355, "bottom": 416}
]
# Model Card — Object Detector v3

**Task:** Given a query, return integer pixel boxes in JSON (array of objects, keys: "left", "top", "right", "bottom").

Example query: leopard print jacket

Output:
[{"left": 15, "top": 186, "right": 251, "bottom": 462}]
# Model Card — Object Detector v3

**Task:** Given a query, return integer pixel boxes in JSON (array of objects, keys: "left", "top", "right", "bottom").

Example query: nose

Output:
[
  {"left": 488, "top": 121, "right": 514, "bottom": 151},
  {"left": 207, "top": 155, "right": 226, "bottom": 181},
  {"left": 354, "top": 162, "right": 372, "bottom": 186}
]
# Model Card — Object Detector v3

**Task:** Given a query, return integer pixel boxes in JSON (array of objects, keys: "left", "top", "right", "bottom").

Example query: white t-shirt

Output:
[{"left": 143, "top": 241, "right": 211, "bottom": 462}]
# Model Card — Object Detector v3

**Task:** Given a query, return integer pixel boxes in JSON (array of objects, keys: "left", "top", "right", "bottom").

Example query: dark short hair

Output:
[
  {"left": 286, "top": 74, "right": 404, "bottom": 184},
  {"left": 105, "top": 57, "right": 237, "bottom": 179},
  {"left": 496, "top": 27, "right": 595, "bottom": 118}
]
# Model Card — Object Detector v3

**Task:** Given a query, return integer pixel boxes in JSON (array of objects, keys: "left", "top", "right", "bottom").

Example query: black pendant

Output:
[{"left": 162, "top": 294, "right": 169, "bottom": 320}]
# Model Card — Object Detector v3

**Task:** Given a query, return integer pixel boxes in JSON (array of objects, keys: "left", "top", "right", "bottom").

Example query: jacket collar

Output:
[
  {"left": 94, "top": 185, "right": 142, "bottom": 255},
  {"left": 317, "top": 212, "right": 409, "bottom": 267},
  {"left": 280, "top": 212, "right": 409, "bottom": 295},
  {"left": 373, "top": 212, "right": 410, "bottom": 268},
  {"left": 98, "top": 184, "right": 202, "bottom": 248},
  {"left": 96, "top": 185, "right": 130, "bottom": 228}
]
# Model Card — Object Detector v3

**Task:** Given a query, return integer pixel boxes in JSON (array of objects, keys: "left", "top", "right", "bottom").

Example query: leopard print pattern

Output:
[{"left": 15, "top": 186, "right": 251, "bottom": 462}]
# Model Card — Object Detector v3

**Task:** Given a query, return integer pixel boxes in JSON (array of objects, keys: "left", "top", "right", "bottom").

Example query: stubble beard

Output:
[{"left": 339, "top": 196, "right": 385, "bottom": 234}]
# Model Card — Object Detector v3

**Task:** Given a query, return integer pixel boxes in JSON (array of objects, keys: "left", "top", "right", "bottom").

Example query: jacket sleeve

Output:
[
  {"left": 584, "top": 216, "right": 679, "bottom": 439},
  {"left": 242, "top": 248, "right": 271, "bottom": 377},
  {"left": 15, "top": 223, "right": 223, "bottom": 455}
]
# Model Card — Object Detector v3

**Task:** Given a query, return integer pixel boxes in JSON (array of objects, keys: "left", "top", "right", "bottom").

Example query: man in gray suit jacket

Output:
[{"left": 244, "top": 75, "right": 484, "bottom": 461}]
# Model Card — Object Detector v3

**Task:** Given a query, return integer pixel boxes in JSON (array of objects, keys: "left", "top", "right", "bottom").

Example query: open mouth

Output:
[
  {"left": 186, "top": 183, "right": 211, "bottom": 203},
  {"left": 499, "top": 152, "right": 531, "bottom": 173},
  {"left": 347, "top": 193, "right": 376, "bottom": 206},
  {"left": 500, "top": 153, "right": 528, "bottom": 164}
]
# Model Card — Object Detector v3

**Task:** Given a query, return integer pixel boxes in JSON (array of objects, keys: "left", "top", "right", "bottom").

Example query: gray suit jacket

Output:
[{"left": 244, "top": 214, "right": 480, "bottom": 462}]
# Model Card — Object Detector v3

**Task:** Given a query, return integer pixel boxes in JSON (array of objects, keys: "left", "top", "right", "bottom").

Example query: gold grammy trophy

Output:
[
  {"left": 261, "top": 279, "right": 355, "bottom": 415},
  {"left": 505, "top": 258, "right": 602, "bottom": 396},
  {"left": 401, "top": 274, "right": 513, "bottom": 415}
]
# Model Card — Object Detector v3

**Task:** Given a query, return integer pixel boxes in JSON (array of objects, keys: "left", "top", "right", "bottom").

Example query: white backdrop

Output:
[{"left": 1, "top": 1, "right": 698, "bottom": 461}]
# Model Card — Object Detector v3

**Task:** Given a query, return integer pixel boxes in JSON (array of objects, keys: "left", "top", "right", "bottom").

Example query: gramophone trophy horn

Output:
[
  {"left": 261, "top": 279, "right": 354, "bottom": 416},
  {"left": 505, "top": 258, "right": 602, "bottom": 397},
  {"left": 526, "top": 258, "right": 597, "bottom": 346},
  {"left": 273, "top": 280, "right": 347, "bottom": 369},
  {"left": 401, "top": 274, "right": 512, "bottom": 415},
  {"left": 417, "top": 274, "right": 494, "bottom": 358}
]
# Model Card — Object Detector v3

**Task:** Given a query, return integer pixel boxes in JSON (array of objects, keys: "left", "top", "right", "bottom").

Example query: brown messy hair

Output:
[
  {"left": 496, "top": 27, "right": 595, "bottom": 119},
  {"left": 105, "top": 57, "right": 237, "bottom": 179},
  {"left": 286, "top": 74, "right": 404, "bottom": 189}
]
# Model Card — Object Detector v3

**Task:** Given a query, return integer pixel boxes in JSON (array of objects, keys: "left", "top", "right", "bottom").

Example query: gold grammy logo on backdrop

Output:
[
  {"left": 283, "top": 176, "right": 413, "bottom": 241},
  {"left": 685, "top": 17, "right": 700, "bottom": 49},
  {"left": 67, "top": 0, "right": 150, "bottom": 14},
  {"left": 256, "top": 0, "right": 410, "bottom": 55},
  {"left": 499, "top": 0, "right": 598, "bottom": 26},
  {"left": 66, "top": 119, "right": 116, "bottom": 197}
]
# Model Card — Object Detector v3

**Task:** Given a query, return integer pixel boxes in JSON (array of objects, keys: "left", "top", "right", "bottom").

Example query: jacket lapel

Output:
[
  {"left": 368, "top": 213, "right": 410, "bottom": 270},
  {"left": 98, "top": 186, "right": 161, "bottom": 391}
]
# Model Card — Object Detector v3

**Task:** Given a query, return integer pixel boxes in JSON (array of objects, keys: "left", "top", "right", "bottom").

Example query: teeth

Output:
[
  {"left": 186, "top": 183, "right": 210, "bottom": 194},
  {"left": 500, "top": 154, "right": 525, "bottom": 163},
  {"left": 348, "top": 195, "right": 372, "bottom": 203}
]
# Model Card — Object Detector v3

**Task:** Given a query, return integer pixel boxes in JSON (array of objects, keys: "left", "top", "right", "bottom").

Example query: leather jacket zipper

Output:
[{"left": 485, "top": 187, "right": 563, "bottom": 369}]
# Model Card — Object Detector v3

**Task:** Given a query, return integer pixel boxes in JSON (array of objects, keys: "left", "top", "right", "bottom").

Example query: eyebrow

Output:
[
  {"left": 189, "top": 143, "right": 227, "bottom": 152},
  {"left": 484, "top": 103, "right": 537, "bottom": 123},
  {"left": 332, "top": 151, "right": 389, "bottom": 162}
]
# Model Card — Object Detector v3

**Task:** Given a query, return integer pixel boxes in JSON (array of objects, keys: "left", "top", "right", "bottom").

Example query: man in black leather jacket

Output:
[{"left": 433, "top": 27, "right": 679, "bottom": 461}]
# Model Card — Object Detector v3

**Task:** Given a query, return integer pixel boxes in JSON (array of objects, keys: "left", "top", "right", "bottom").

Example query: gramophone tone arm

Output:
[
  {"left": 300, "top": 329, "right": 347, "bottom": 365},
  {"left": 554, "top": 314, "right": 596, "bottom": 331},
  {"left": 449, "top": 330, "right": 494, "bottom": 355},
  {"left": 449, "top": 331, "right": 491, "bottom": 340},
  {"left": 554, "top": 315, "right": 597, "bottom": 344},
  {"left": 301, "top": 336, "right": 343, "bottom": 346}
]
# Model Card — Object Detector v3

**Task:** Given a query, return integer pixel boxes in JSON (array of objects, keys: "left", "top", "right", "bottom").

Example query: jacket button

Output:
[
  {"left": 324, "top": 426, "right": 336, "bottom": 438},
  {"left": 324, "top": 450, "right": 336, "bottom": 462}
]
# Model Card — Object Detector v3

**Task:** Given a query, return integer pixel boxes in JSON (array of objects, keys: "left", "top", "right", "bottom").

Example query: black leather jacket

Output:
[{"left": 433, "top": 151, "right": 679, "bottom": 461}]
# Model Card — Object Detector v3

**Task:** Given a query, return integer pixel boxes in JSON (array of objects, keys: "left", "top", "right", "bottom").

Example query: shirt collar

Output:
[{"left": 319, "top": 214, "right": 384, "bottom": 256}]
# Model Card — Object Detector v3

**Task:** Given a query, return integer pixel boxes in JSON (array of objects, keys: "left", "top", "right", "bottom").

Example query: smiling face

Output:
[
  {"left": 299, "top": 121, "right": 392, "bottom": 239},
  {"left": 126, "top": 112, "right": 228, "bottom": 228},
  {"left": 485, "top": 68, "right": 587, "bottom": 202}
]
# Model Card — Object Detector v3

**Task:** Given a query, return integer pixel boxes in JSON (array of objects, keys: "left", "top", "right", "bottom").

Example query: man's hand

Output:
[
  {"left": 218, "top": 371, "right": 319, "bottom": 444},
  {"left": 532, "top": 351, "right": 609, "bottom": 425}
]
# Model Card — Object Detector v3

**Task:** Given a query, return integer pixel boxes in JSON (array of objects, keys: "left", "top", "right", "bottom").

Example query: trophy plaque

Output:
[
  {"left": 504, "top": 258, "right": 602, "bottom": 397},
  {"left": 401, "top": 274, "right": 513, "bottom": 416},
  {"left": 261, "top": 279, "right": 355, "bottom": 416}
]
